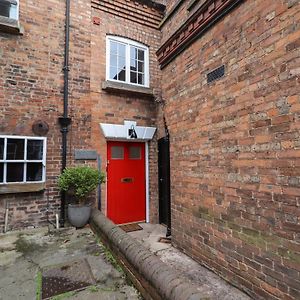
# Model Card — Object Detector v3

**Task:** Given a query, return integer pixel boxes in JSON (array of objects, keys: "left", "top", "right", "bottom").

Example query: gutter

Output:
[{"left": 58, "top": 0, "right": 72, "bottom": 227}]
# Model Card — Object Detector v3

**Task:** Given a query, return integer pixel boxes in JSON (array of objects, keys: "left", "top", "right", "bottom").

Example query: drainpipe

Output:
[
  {"left": 58, "top": 0, "right": 72, "bottom": 227},
  {"left": 97, "top": 155, "right": 102, "bottom": 211}
]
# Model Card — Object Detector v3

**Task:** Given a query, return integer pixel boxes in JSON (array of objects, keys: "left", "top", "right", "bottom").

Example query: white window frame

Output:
[
  {"left": 106, "top": 35, "right": 150, "bottom": 88},
  {"left": 0, "top": 135, "right": 47, "bottom": 184},
  {"left": 0, "top": 0, "right": 19, "bottom": 20}
]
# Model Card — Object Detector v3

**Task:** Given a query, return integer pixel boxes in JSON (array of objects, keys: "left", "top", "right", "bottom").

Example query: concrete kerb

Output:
[{"left": 90, "top": 209, "right": 204, "bottom": 300}]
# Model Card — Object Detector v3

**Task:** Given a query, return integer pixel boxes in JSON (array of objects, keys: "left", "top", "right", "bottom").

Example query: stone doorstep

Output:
[{"left": 90, "top": 209, "right": 206, "bottom": 300}]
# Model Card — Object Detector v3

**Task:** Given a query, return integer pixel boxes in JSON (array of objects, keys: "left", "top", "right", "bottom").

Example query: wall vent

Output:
[{"left": 207, "top": 65, "right": 225, "bottom": 83}]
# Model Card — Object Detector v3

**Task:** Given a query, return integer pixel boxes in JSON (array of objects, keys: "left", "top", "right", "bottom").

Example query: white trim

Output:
[
  {"left": 15, "top": 0, "right": 19, "bottom": 21},
  {"left": 145, "top": 142, "right": 150, "bottom": 223},
  {"left": 106, "top": 35, "right": 150, "bottom": 88},
  {"left": 23, "top": 138, "right": 27, "bottom": 182},
  {"left": 3, "top": 138, "right": 7, "bottom": 183}
]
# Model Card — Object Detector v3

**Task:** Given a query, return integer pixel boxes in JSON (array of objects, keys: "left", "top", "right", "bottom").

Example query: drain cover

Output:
[{"left": 42, "top": 259, "right": 96, "bottom": 299}]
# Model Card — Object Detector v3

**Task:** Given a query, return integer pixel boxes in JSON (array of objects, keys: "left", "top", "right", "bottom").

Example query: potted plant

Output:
[{"left": 58, "top": 166, "right": 105, "bottom": 227}]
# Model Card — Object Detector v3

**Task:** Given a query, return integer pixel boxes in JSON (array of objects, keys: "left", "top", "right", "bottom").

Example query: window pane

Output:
[
  {"left": 110, "top": 54, "right": 117, "bottom": 67},
  {"left": 138, "top": 73, "right": 144, "bottom": 85},
  {"left": 118, "top": 43, "right": 126, "bottom": 57},
  {"left": 0, "top": 163, "right": 3, "bottom": 182},
  {"left": 9, "top": 2, "right": 18, "bottom": 19},
  {"left": 27, "top": 140, "right": 43, "bottom": 160},
  {"left": 119, "top": 56, "right": 126, "bottom": 70},
  {"left": 138, "top": 61, "right": 144, "bottom": 72},
  {"left": 7, "top": 163, "right": 24, "bottom": 182},
  {"left": 111, "top": 146, "right": 124, "bottom": 159},
  {"left": 130, "top": 47, "right": 137, "bottom": 60},
  {"left": 129, "top": 147, "right": 141, "bottom": 159},
  {"left": 0, "top": 138, "right": 4, "bottom": 160},
  {"left": 130, "top": 71, "right": 137, "bottom": 84},
  {"left": 118, "top": 69, "right": 126, "bottom": 81},
  {"left": 130, "top": 59, "right": 137, "bottom": 71},
  {"left": 7, "top": 139, "right": 24, "bottom": 160},
  {"left": 110, "top": 67, "right": 118, "bottom": 80},
  {"left": 138, "top": 49, "right": 144, "bottom": 61},
  {"left": 0, "top": 1, "right": 10, "bottom": 18},
  {"left": 110, "top": 41, "right": 118, "bottom": 54},
  {"left": 27, "top": 163, "right": 43, "bottom": 182}
]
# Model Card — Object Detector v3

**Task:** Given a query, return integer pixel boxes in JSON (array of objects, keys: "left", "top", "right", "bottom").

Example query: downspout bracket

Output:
[{"left": 58, "top": 117, "right": 72, "bottom": 127}]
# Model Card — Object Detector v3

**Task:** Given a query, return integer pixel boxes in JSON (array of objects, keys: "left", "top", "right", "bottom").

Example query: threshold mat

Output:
[
  {"left": 119, "top": 223, "right": 143, "bottom": 233},
  {"left": 158, "top": 237, "right": 171, "bottom": 244}
]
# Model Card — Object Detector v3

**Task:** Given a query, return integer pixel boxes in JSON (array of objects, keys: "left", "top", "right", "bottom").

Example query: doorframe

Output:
[
  {"left": 158, "top": 135, "right": 171, "bottom": 236},
  {"left": 105, "top": 140, "right": 150, "bottom": 223}
]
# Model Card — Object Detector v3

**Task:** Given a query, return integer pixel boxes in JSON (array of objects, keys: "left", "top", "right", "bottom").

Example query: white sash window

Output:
[{"left": 106, "top": 36, "right": 150, "bottom": 87}]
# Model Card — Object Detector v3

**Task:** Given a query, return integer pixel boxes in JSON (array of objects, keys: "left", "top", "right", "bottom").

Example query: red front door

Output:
[{"left": 107, "top": 141, "right": 146, "bottom": 224}]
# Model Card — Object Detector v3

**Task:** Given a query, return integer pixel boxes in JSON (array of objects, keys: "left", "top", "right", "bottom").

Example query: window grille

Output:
[{"left": 207, "top": 65, "right": 225, "bottom": 83}]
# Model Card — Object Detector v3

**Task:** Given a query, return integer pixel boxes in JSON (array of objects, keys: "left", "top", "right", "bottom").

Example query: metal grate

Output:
[
  {"left": 207, "top": 65, "right": 225, "bottom": 83},
  {"left": 42, "top": 259, "right": 96, "bottom": 299}
]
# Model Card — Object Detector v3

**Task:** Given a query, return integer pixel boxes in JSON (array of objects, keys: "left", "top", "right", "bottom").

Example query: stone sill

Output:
[
  {"left": 0, "top": 182, "right": 45, "bottom": 194},
  {"left": 101, "top": 81, "right": 154, "bottom": 98},
  {"left": 0, "top": 16, "right": 24, "bottom": 35}
]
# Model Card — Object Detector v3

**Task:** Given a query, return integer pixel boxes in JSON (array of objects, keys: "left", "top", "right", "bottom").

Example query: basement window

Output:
[
  {"left": 106, "top": 36, "right": 149, "bottom": 87},
  {"left": 0, "top": 136, "right": 46, "bottom": 185}
]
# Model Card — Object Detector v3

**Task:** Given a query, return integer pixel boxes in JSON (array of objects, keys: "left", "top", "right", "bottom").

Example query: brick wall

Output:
[
  {"left": 160, "top": 0, "right": 190, "bottom": 44},
  {"left": 89, "top": 1, "right": 162, "bottom": 222},
  {"left": 0, "top": 0, "right": 66, "bottom": 231},
  {"left": 0, "top": 0, "right": 94, "bottom": 231},
  {"left": 159, "top": 0, "right": 300, "bottom": 299},
  {"left": 0, "top": 0, "right": 163, "bottom": 231}
]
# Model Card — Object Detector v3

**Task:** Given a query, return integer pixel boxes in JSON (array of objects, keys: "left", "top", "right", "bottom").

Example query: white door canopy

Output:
[{"left": 100, "top": 121, "right": 156, "bottom": 141}]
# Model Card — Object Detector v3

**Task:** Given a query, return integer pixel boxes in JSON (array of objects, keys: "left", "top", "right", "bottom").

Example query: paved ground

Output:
[
  {"left": 0, "top": 227, "right": 140, "bottom": 300},
  {"left": 129, "top": 223, "right": 251, "bottom": 300},
  {"left": 0, "top": 223, "right": 251, "bottom": 300}
]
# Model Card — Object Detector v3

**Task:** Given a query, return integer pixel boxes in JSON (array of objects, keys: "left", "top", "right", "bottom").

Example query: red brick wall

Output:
[
  {"left": 160, "top": 0, "right": 300, "bottom": 299},
  {"left": 0, "top": 0, "right": 163, "bottom": 231},
  {"left": 89, "top": 0, "right": 163, "bottom": 222},
  {"left": 0, "top": 0, "right": 66, "bottom": 230},
  {"left": 160, "top": 0, "right": 190, "bottom": 44}
]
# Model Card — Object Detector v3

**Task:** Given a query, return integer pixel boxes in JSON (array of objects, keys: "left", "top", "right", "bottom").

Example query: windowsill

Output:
[
  {"left": 102, "top": 81, "right": 154, "bottom": 98},
  {"left": 0, "top": 182, "right": 45, "bottom": 194},
  {"left": 0, "top": 16, "right": 24, "bottom": 35}
]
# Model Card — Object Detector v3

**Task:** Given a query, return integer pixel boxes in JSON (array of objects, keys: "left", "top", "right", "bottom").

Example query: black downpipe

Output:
[
  {"left": 58, "top": 0, "right": 72, "bottom": 227},
  {"left": 97, "top": 155, "right": 102, "bottom": 211}
]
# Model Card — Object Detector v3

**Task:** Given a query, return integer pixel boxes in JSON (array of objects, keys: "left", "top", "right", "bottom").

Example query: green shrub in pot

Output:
[{"left": 58, "top": 166, "right": 105, "bottom": 227}]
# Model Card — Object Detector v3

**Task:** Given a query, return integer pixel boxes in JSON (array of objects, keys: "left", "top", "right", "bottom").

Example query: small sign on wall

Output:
[{"left": 74, "top": 150, "right": 98, "bottom": 160}]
